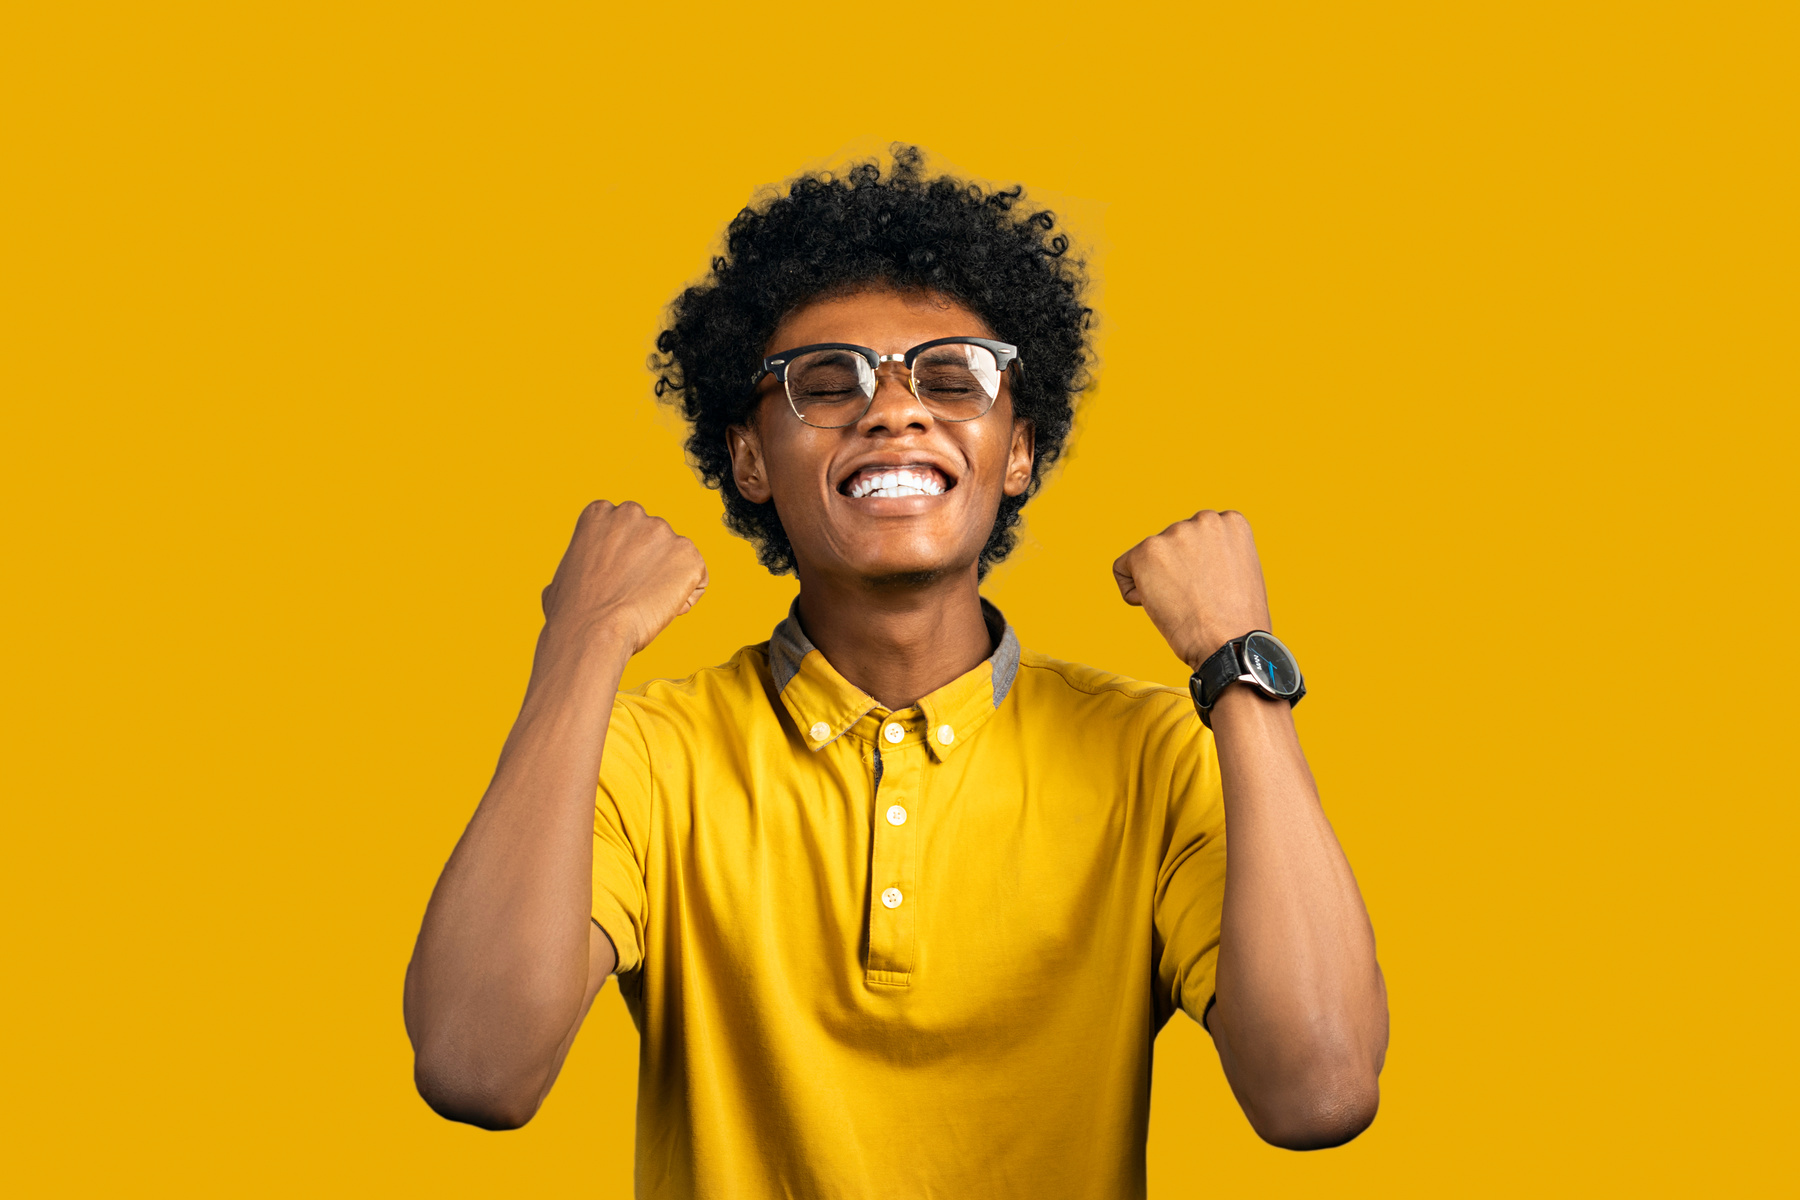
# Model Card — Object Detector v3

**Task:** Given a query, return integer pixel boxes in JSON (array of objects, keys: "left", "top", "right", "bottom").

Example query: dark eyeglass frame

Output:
[{"left": 750, "top": 336, "right": 1021, "bottom": 427}]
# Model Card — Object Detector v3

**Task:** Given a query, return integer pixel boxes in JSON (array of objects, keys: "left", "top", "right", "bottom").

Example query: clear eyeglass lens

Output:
[
  {"left": 910, "top": 344, "right": 1001, "bottom": 420},
  {"left": 785, "top": 349, "right": 876, "bottom": 428}
]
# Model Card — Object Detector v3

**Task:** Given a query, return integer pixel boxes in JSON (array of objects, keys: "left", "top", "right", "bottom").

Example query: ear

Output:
[
  {"left": 1003, "top": 418, "right": 1036, "bottom": 498},
  {"left": 727, "top": 421, "right": 772, "bottom": 504}
]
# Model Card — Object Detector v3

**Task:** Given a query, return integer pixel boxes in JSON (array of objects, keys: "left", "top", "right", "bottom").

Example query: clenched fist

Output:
[
  {"left": 541, "top": 500, "right": 708, "bottom": 658},
  {"left": 1112, "top": 510, "right": 1273, "bottom": 673}
]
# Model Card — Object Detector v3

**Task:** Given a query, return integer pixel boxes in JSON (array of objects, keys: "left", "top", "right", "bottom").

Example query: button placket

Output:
[{"left": 866, "top": 736, "right": 920, "bottom": 987}]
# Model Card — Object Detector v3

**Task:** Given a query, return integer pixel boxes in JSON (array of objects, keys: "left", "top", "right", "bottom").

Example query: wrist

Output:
[
  {"left": 1181, "top": 616, "right": 1272, "bottom": 675},
  {"left": 540, "top": 612, "right": 638, "bottom": 672},
  {"left": 1184, "top": 637, "right": 1225, "bottom": 675},
  {"left": 1184, "top": 631, "right": 1243, "bottom": 675}
]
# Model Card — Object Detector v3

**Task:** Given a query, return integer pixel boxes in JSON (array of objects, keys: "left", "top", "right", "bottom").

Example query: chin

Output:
[{"left": 846, "top": 545, "right": 976, "bottom": 590}]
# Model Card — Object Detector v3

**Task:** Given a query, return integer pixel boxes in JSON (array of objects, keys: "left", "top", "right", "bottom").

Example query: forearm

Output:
[
  {"left": 1209, "top": 687, "right": 1387, "bottom": 1147},
  {"left": 404, "top": 624, "right": 629, "bottom": 1127}
]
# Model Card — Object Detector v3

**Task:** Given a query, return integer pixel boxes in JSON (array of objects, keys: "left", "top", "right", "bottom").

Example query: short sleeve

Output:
[
  {"left": 1151, "top": 709, "right": 1228, "bottom": 1029},
  {"left": 593, "top": 695, "right": 653, "bottom": 974}
]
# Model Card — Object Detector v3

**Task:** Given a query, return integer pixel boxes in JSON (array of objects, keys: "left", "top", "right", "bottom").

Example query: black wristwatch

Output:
[{"left": 1188, "top": 631, "right": 1306, "bottom": 728}]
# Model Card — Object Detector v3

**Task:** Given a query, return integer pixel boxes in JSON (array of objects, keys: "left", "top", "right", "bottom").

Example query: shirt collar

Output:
[{"left": 768, "top": 597, "right": 1020, "bottom": 762}]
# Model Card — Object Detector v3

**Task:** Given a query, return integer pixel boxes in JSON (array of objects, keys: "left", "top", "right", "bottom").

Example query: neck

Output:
[{"left": 793, "top": 564, "right": 993, "bottom": 711}]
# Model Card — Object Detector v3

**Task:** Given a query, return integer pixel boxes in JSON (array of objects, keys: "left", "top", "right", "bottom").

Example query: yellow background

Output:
[{"left": 5, "top": 2, "right": 1794, "bottom": 1194}]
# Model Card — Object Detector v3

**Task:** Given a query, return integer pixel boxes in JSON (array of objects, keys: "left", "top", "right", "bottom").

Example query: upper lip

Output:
[{"left": 835, "top": 452, "right": 959, "bottom": 495}]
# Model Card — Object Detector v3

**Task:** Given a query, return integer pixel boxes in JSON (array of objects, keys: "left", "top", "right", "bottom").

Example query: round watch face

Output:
[{"left": 1242, "top": 632, "right": 1302, "bottom": 697}]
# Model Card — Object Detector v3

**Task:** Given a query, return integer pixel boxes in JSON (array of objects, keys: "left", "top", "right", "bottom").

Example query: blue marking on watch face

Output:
[{"left": 1244, "top": 633, "right": 1299, "bottom": 695}]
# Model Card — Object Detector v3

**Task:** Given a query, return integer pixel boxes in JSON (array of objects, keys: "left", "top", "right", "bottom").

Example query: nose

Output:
[{"left": 857, "top": 363, "right": 932, "bottom": 434}]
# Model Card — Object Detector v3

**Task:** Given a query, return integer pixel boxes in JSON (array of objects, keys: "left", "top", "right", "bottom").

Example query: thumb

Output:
[
  {"left": 678, "top": 565, "right": 709, "bottom": 616},
  {"left": 1111, "top": 551, "right": 1144, "bottom": 607}
]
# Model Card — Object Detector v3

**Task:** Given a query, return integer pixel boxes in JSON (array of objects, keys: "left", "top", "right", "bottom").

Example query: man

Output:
[{"left": 404, "top": 148, "right": 1387, "bottom": 1198}]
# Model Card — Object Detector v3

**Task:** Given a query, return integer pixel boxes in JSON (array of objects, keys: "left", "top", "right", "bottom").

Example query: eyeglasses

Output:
[{"left": 752, "top": 337, "right": 1020, "bottom": 429}]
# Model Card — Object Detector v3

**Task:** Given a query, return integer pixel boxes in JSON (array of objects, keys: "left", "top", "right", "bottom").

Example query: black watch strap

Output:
[{"left": 1188, "top": 638, "right": 1245, "bottom": 729}]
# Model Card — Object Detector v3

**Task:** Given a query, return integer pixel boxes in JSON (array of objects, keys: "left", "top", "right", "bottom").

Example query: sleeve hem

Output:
[{"left": 590, "top": 894, "right": 642, "bottom": 974}]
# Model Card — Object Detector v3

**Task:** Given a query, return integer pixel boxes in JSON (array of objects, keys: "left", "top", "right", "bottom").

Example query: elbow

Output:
[
  {"left": 412, "top": 1050, "right": 544, "bottom": 1132},
  {"left": 1248, "top": 1070, "right": 1381, "bottom": 1151},
  {"left": 405, "top": 980, "right": 548, "bottom": 1131}
]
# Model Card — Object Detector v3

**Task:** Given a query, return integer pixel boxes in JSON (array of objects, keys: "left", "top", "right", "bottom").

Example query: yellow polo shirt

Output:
[{"left": 592, "top": 601, "right": 1226, "bottom": 1199}]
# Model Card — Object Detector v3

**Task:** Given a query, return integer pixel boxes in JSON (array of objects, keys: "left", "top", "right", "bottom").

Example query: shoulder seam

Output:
[{"left": 1016, "top": 653, "right": 1189, "bottom": 701}]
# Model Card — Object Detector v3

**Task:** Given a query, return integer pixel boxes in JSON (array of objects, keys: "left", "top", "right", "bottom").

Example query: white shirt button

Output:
[
  {"left": 881, "top": 887, "right": 904, "bottom": 909},
  {"left": 886, "top": 805, "right": 907, "bottom": 826},
  {"left": 883, "top": 722, "right": 904, "bottom": 744},
  {"left": 809, "top": 722, "right": 830, "bottom": 742},
  {"left": 936, "top": 724, "right": 954, "bottom": 745}
]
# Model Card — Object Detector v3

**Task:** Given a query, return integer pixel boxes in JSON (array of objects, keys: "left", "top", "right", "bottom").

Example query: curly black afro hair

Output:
[{"left": 653, "top": 144, "right": 1093, "bottom": 578}]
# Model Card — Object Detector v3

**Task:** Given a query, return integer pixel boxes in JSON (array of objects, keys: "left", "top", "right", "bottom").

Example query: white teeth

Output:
[{"left": 847, "top": 466, "right": 947, "bottom": 499}]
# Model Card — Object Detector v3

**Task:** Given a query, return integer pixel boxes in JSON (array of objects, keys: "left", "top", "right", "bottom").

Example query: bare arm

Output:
[
  {"left": 1115, "top": 511, "right": 1387, "bottom": 1149},
  {"left": 403, "top": 501, "right": 706, "bottom": 1130},
  {"left": 1204, "top": 686, "right": 1387, "bottom": 1147}
]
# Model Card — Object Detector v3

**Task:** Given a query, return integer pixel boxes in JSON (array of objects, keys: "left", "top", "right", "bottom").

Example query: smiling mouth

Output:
[{"left": 840, "top": 464, "right": 952, "bottom": 499}]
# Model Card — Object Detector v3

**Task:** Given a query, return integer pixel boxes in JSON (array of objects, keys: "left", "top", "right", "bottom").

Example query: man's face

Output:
[{"left": 728, "top": 287, "right": 1035, "bottom": 588}]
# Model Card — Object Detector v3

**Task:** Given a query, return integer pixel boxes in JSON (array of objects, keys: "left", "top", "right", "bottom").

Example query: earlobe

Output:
[{"left": 728, "top": 424, "right": 771, "bottom": 504}]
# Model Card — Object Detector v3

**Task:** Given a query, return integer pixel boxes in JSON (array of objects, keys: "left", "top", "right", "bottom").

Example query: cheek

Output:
[{"left": 759, "top": 429, "right": 837, "bottom": 510}]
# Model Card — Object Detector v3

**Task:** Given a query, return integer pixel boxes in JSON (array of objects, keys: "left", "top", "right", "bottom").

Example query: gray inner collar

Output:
[{"left": 769, "top": 598, "right": 1019, "bottom": 709}]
